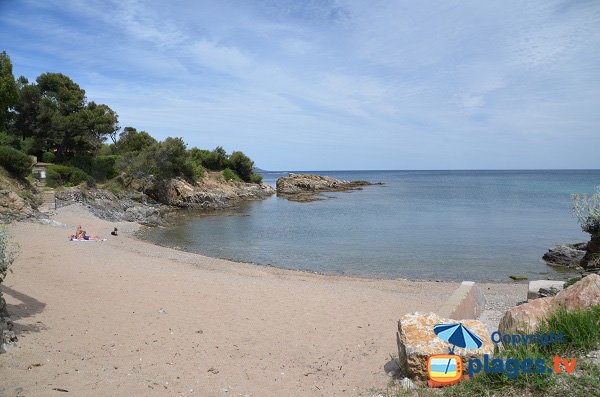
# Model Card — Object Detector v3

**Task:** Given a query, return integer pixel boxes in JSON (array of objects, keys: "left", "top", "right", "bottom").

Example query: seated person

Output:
[{"left": 74, "top": 225, "right": 99, "bottom": 240}]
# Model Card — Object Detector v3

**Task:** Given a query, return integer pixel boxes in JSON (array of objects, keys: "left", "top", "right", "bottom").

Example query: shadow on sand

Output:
[{"left": 1, "top": 285, "right": 47, "bottom": 334}]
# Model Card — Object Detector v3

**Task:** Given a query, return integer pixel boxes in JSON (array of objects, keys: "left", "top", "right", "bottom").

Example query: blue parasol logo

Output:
[{"left": 434, "top": 323, "right": 483, "bottom": 354}]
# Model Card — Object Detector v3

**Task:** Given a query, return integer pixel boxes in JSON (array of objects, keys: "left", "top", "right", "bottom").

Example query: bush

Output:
[
  {"left": 42, "top": 151, "right": 55, "bottom": 163},
  {"left": 202, "top": 146, "right": 229, "bottom": 171},
  {"left": 222, "top": 168, "right": 240, "bottom": 181},
  {"left": 92, "top": 155, "right": 119, "bottom": 181},
  {"left": 229, "top": 151, "right": 254, "bottom": 182},
  {"left": 249, "top": 173, "right": 263, "bottom": 184},
  {"left": 46, "top": 164, "right": 93, "bottom": 187},
  {"left": 573, "top": 186, "right": 600, "bottom": 235},
  {"left": 0, "top": 146, "right": 34, "bottom": 177}
]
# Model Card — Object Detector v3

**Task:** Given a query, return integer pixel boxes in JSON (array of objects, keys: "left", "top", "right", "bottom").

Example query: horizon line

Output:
[{"left": 258, "top": 168, "right": 600, "bottom": 173}]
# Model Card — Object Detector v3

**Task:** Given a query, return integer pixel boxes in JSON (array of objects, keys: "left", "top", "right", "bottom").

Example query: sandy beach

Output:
[{"left": 1, "top": 205, "right": 527, "bottom": 396}]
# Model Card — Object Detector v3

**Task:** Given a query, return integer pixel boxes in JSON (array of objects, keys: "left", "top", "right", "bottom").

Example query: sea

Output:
[{"left": 139, "top": 170, "right": 600, "bottom": 282}]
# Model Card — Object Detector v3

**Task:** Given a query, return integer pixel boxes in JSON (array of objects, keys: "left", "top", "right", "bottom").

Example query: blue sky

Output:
[{"left": 1, "top": 0, "right": 599, "bottom": 170}]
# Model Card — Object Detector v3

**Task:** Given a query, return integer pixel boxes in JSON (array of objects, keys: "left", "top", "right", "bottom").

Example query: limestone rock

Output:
[
  {"left": 554, "top": 273, "right": 600, "bottom": 310},
  {"left": 396, "top": 312, "right": 493, "bottom": 380},
  {"left": 276, "top": 173, "right": 381, "bottom": 202},
  {"left": 498, "top": 297, "right": 555, "bottom": 334},
  {"left": 542, "top": 243, "right": 586, "bottom": 269}
]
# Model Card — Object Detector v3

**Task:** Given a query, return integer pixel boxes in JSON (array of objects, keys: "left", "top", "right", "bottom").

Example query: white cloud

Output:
[{"left": 3, "top": 0, "right": 600, "bottom": 169}]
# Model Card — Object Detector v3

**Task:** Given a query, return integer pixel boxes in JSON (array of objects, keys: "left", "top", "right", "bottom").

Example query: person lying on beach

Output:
[{"left": 74, "top": 225, "right": 99, "bottom": 241}]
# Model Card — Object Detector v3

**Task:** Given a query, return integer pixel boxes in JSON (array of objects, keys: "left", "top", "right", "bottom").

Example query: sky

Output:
[{"left": 1, "top": 0, "right": 599, "bottom": 170}]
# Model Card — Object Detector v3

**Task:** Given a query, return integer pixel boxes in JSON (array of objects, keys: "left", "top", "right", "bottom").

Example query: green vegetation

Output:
[
  {"left": 0, "top": 145, "right": 34, "bottom": 177},
  {"left": 41, "top": 151, "right": 55, "bottom": 163},
  {"left": 509, "top": 275, "right": 528, "bottom": 281},
  {"left": 222, "top": 168, "right": 241, "bottom": 181},
  {"left": 46, "top": 164, "right": 93, "bottom": 188},
  {"left": 564, "top": 275, "right": 583, "bottom": 288},
  {"left": 573, "top": 186, "right": 600, "bottom": 235},
  {"left": 0, "top": 50, "right": 263, "bottom": 188}
]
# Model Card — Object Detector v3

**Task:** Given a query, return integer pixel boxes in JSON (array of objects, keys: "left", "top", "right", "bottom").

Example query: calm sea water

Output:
[{"left": 140, "top": 170, "right": 600, "bottom": 281}]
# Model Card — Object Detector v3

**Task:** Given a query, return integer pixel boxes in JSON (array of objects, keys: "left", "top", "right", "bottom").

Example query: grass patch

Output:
[
  {"left": 538, "top": 306, "right": 600, "bottom": 355},
  {"left": 564, "top": 276, "right": 583, "bottom": 288}
]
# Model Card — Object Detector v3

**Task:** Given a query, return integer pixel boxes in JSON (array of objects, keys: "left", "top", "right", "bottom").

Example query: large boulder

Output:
[
  {"left": 276, "top": 173, "right": 380, "bottom": 202},
  {"left": 498, "top": 297, "right": 555, "bottom": 334},
  {"left": 542, "top": 243, "right": 586, "bottom": 269},
  {"left": 554, "top": 273, "right": 600, "bottom": 310},
  {"left": 499, "top": 274, "right": 600, "bottom": 334},
  {"left": 396, "top": 312, "right": 493, "bottom": 380}
]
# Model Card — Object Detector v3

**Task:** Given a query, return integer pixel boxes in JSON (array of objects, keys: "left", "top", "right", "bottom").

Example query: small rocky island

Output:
[{"left": 276, "top": 173, "right": 382, "bottom": 202}]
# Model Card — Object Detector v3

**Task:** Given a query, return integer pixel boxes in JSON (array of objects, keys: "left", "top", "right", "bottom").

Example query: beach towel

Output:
[{"left": 67, "top": 235, "right": 106, "bottom": 242}]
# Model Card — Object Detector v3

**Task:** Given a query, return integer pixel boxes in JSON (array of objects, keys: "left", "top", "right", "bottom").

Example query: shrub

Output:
[
  {"left": 229, "top": 151, "right": 254, "bottom": 182},
  {"left": 202, "top": 146, "right": 229, "bottom": 171},
  {"left": 92, "top": 155, "right": 119, "bottom": 181},
  {"left": 249, "top": 173, "right": 263, "bottom": 184},
  {"left": 0, "top": 146, "right": 34, "bottom": 177},
  {"left": 42, "top": 151, "right": 55, "bottom": 163},
  {"left": 222, "top": 168, "right": 240, "bottom": 181},
  {"left": 46, "top": 164, "right": 93, "bottom": 187},
  {"left": 573, "top": 186, "right": 600, "bottom": 235}
]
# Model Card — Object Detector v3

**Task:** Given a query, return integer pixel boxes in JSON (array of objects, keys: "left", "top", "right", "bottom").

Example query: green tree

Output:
[
  {"left": 116, "top": 127, "right": 158, "bottom": 153},
  {"left": 202, "top": 146, "right": 229, "bottom": 170},
  {"left": 229, "top": 151, "right": 254, "bottom": 182},
  {"left": 154, "top": 137, "right": 201, "bottom": 181},
  {"left": 14, "top": 77, "right": 42, "bottom": 152},
  {"left": 0, "top": 51, "right": 18, "bottom": 136},
  {"left": 13, "top": 71, "right": 118, "bottom": 159}
]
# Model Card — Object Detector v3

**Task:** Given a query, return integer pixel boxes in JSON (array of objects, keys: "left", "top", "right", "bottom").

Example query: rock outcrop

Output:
[
  {"left": 148, "top": 178, "right": 275, "bottom": 209},
  {"left": 542, "top": 243, "right": 587, "bottom": 269},
  {"left": 54, "top": 177, "right": 275, "bottom": 224},
  {"left": 0, "top": 294, "right": 17, "bottom": 353},
  {"left": 396, "top": 312, "right": 493, "bottom": 380},
  {"left": 0, "top": 166, "right": 39, "bottom": 223},
  {"left": 55, "top": 188, "right": 164, "bottom": 225},
  {"left": 499, "top": 274, "right": 600, "bottom": 334},
  {"left": 581, "top": 235, "right": 600, "bottom": 271},
  {"left": 276, "top": 173, "right": 381, "bottom": 202}
]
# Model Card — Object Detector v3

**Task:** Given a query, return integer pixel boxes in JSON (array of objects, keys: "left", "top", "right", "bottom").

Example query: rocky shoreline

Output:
[
  {"left": 51, "top": 177, "right": 276, "bottom": 226},
  {"left": 543, "top": 241, "right": 600, "bottom": 274},
  {"left": 276, "top": 173, "right": 382, "bottom": 202}
]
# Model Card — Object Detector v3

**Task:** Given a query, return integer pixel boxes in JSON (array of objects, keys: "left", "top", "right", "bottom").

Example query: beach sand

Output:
[{"left": 1, "top": 205, "right": 527, "bottom": 396}]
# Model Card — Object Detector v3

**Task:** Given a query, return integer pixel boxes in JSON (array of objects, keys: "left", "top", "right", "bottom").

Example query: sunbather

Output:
[{"left": 74, "top": 225, "right": 99, "bottom": 240}]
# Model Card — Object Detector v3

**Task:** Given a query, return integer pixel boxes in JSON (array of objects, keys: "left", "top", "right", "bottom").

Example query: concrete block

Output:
[{"left": 437, "top": 281, "right": 487, "bottom": 320}]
